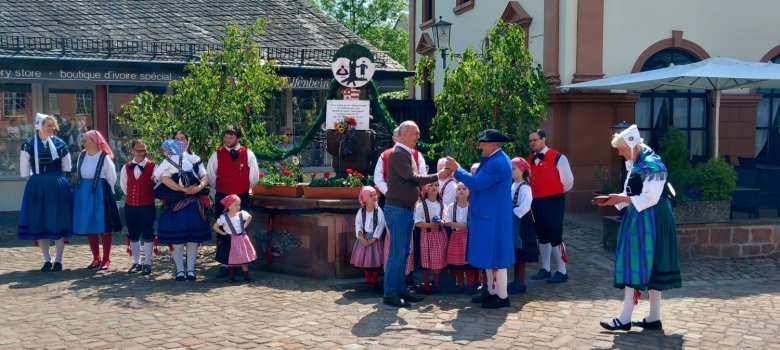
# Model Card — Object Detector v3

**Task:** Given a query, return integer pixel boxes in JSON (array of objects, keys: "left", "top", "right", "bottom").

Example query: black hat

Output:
[{"left": 478, "top": 129, "right": 513, "bottom": 143}]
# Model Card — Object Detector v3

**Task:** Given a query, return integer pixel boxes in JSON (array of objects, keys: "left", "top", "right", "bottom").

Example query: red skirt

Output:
[
  {"left": 383, "top": 234, "right": 413, "bottom": 275},
  {"left": 446, "top": 229, "right": 468, "bottom": 266},
  {"left": 350, "top": 239, "right": 383, "bottom": 268},
  {"left": 228, "top": 234, "right": 257, "bottom": 265},
  {"left": 421, "top": 227, "right": 448, "bottom": 270}
]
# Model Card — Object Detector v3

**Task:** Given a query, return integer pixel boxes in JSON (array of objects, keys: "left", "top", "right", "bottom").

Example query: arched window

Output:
[
  {"left": 634, "top": 48, "right": 709, "bottom": 158},
  {"left": 755, "top": 55, "right": 780, "bottom": 160}
]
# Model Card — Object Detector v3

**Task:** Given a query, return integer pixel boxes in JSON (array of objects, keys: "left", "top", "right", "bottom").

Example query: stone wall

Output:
[{"left": 677, "top": 220, "right": 780, "bottom": 260}]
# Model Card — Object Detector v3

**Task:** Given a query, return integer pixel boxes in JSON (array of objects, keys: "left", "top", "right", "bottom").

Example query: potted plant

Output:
[
  {"left": 252, "top": 157, "right": 304, "bottom": 198},
  {"left": 303, "top": 168, "right": 366, "bottom": 199},
  {"left": 594, "top": 165, "right": 622, "bottom": 217}
]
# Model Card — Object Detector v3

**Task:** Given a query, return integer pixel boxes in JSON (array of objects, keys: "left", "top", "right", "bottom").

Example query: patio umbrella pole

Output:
[{"left": 713, "top": 89, "right": 721, "bottom": 158}]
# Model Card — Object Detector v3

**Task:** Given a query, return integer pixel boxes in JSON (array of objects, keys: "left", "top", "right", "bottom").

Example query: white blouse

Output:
[
  {"left": 216, "top": 210, "right": 251, "bottom": 235},
  {"left": 444, "top": 203, "right": 469, "bottom": 225},
  {"left": 511, "top": 181, "right": 532, "bottom": 219},
  {"left": 19, "top": 136, "right": 72, "bottom": 177},
  {"left": 78, "top": 152, "right": 117, "bottom": 192},
  {"left": 615, "top": 171, "right": 666, "bottom": 213},
  {"left": 414, "top": 199, "right": 444, "bottom": 224},
  {"left": 354, "top": 207, "right": 386, "bottom": 239},
  {"left": 438, "top": 179, "right": 457, "bottom": 207},
  {"left": 153, "top": 154, "right": 206, "bottom": 181}
]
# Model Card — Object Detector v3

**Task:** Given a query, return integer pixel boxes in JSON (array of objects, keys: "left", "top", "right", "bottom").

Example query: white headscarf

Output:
[
  {"left": 616, "top": 125, "right": 643, "bottom": 192},
  {"left": 33, "top": 113, "right": 59, "bottom": 174}
]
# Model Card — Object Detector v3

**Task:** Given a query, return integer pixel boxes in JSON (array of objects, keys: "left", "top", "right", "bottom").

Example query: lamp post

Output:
[{"left": 432, "top": 16, "right": 452, "bottom": 67}]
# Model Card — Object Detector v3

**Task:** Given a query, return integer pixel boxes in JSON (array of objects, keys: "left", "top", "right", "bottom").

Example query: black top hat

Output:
[{"left": 477, "top": 129, "right": 513, "bottom": 143}]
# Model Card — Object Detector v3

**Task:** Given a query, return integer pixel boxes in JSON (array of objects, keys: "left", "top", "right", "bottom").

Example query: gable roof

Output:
[{"left": 0, "top": 0, "right": 406, "bottom": 71}]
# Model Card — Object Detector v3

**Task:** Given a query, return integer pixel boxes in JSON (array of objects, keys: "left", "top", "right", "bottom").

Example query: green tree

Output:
[
  {"left": 118, "top": 19, "right": 289, "bottom": 158},
  {"left": 418, "top": 21, "right": 549, "bottom": 165},
  {"left": 312, "top": 0, "right": 408, "bottom": 67}
]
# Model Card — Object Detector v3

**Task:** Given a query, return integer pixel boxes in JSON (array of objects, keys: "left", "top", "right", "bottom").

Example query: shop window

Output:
[
  {"left": 291, "top": 89, "right": 331, "bottom": 167},
  {"left": 634, "top": 49, "right": 708, "bottom": 157},
  {"left": 107, "top": 86, "right": 167, "bottom": 170},
  {"left": 421, "top": 0, "right": 435, "bottom": 28},
  {"left": 48, "top": 88, "right": 96, "bottom": 170},
  {"left": 755, "top": 55, "right": 780, "bottom": 161},
  {"left": 0, "top": 83, "right": 33, "bottom": 178}
]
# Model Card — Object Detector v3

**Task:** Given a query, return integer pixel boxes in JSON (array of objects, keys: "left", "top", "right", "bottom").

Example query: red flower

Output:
[
  {"left": 324, "top": 171, "right": 331, "bottom": 178},
  {"left": 283, "top": 169, "right": 292, "bottom": 176},
  {"left": 259, "top": 172, "right": 265, "bottom": 178},
  {"left": 310, "top": 172, "right": 317, "bottom": 179},
  {"left": 346, "top": 168, "right": 353, "bottom": 175},
  {"left": 347, "top": 117, "right": 357, "bottom": 126}
]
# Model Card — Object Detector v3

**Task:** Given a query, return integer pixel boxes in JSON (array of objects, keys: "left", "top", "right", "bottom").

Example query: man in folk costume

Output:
[
  {"left": 119, "top": 139, "right": 157, "bottom": 275},
  {"left": 207, "top": 125, "right": 259, "bottom": 278},
  {"left": 446, "top": 129, "right": 515, "bottom": 309},
  {"left": 18, "top": 113, "right": 73, "bottom": 271},
  {"left": 527, "top": 129, "right": 574, "bottom": 283}
]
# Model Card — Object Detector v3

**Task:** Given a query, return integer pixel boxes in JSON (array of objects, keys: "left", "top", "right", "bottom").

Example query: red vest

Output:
[
  {"left": 216, "top": 146, "right": 250, "bottom": 195},
  {"left": 125, "top": 159, "right": 156, "bottom": 206},
  {"left": 527, "top": 148, "right": 564, "bottom": 199},
  {"left": 382, "top": 147, "right": 420, "bottom": 178}
]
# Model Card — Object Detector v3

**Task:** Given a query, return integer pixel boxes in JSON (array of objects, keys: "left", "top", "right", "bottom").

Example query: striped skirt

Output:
[
  {"left": 446, "top": 229, "right": 468, "bottom": 266},
  {"left": 350, "top": 239, "right": 383, "bottom": 268},
  {"left": 228, "top": 234, "right": 257, "bottom": 265},
  {"left": 420, "top": 227, "right": 448, "bottom": 270}
]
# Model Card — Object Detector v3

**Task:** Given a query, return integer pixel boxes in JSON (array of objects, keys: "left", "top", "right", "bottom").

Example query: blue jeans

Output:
[{"left": 383, "top": 204, "right": 414, "bottom": 297}]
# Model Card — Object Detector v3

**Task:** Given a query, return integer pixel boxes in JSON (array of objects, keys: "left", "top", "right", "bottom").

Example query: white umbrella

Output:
[{"left": 560, "top": 56, "right": 780, "bottom": 156}]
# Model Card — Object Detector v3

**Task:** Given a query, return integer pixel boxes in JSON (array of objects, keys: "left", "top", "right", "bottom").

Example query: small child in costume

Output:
[
  {"left": 349, "top": 186, "right": 386, "bottom": 290},
  {"left": 415, "top": 182, "right": 448, "bottom": 294},
  {"left": 509, "top": 157, "right": 537, "bottom": 294},
  {"left": 212, "top": 195, "right": 257, "bottom": 282},
  {"left": 445, "top": 182, "right": 477, "bottom": 293}
]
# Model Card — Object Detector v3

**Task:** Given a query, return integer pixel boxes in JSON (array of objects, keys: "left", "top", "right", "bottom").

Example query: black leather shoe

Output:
[
  {"left": 127, "top": 263, "right": 142, "bottom": 274},
  {"left": 141, "top": 265, "right": 152, "bottom": 275},
  {"left": 600, "top": 318, "right": 631, "bottom": 331},
  {"left": 175, "top": 271, "right": 186, "bottom": 281},
  {"left": 87, "top": 258, "right": 101, "bottom": 270},
  {"left": 507, "top": 282, "right": 527, "bottom": 294},
  {"left": 481, "top": 296, "right": 510, "bottom": 309},
  {"left": 398, "top": 290, "right": 424, "bottom": 302},
  {"left": 531, "top": 268, "right": 551, "bottom": 280},
  {"left": 383, "top": 294, "right": 411, "bottom": 308},
  {"left": 548, "top": 271, "right": 568, "bottom": 283},
  {"left": 51, "top": 262, "right": 62, "bottom": 272},
  {"left": 40, "top": 262, "right": 52, "bottom": 272},
  {"left": 471, "top": 292, "right": 496, "bottom": 304},
  {"left": 186, "top": 270, "right": 197, "bottom": 281},
  {"left": 633, "top": 318, "right": 663, "bottom": 330},
  {"left": 215, "top": 266, "right": 229, "bottom": 279}
]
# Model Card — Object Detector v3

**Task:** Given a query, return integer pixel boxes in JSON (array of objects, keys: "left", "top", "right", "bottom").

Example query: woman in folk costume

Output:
[
  {"left": 508, "top": 157, "right": 537, "bottom": 294},
  {"left": 597, "top": 125, "right": 681, "bottom": 331},
  {"left": 350, "top": 186, "right": 386, "bottom": 290},
  {"left": 212, "top": 194, "right": 256, "bottom": 282},
  {"left": 154, "top": 139, "right": 211, "bottom": 281},
  {"left": 414, "top": 182, "right": 449, "bottom": 294},
  {"left": 72, "top": 130, "right": 122, "bottom": 270},
  {"left": 18, "top": 113, "right": 73, "bottom": 271},
  {"left": 444, "top": 182, "right": 475, "bottom": 293}
]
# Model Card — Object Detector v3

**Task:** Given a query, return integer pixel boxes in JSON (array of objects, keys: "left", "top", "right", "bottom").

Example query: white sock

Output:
[
  {"left": 186, "top": 242, "right": 198, "bottom": 271},
  {"left": 647, "top": 290, "right": 662, "bottom": 322},
  {"left": 54, "top": 239, "right": 65, "bottom": 263},
  {"left": 143, "top": 241, "right": 154, "bottom": 265},
  {"left": 495, "top": 268, "right": 508, "bottom": 299},
  {"left": 485, "top": 269, "right": 497, "bottom": 295},
  {"left": 610, "top": 287, "right": 635, "bottom": 326},
  {"left": 130, "top": 241, "right": 141, "bottom": 264},
  {"left": 38, "top": 240, "right": 51, "bottom": 262},
  {"left": 552, "top": 243, "right": 567, "bottom": 274},
  {"left": 172, "top": 244, "right": 185, "bottom": 273},
  {"left": 539, "top": 243, "right": 552, "bottom": 272}
]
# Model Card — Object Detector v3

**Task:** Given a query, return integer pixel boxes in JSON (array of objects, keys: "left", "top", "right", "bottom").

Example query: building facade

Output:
[
  {"left": 409, "top": 0, "right": 780, "bottom": 211},
  {"left": 0, "top": 0, "right": 407, "bottom": 211}
]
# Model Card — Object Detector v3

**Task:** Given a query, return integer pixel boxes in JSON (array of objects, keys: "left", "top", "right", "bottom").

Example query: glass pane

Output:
[
  {"left": 672, "top": 98, "right": 689, "bottom": 128},
  {"left": 757, "top": 98, "right": 770, "bottom": 128},
  {"left": 756, "top": 130, "right": 768, "bottom": 156},
  {"left": 690, "top": 130, "right": 705, "bottom": 156},
  {"left": 261, "top": 91, "right": 285, "bottom": 136},
  {"left": 0, "top": 83, "right": 33, "bottom": 177},
  {"left": 48, "top": 89, "right": 96, "bottom": 169},
  {"left": 291, "top": 90, "right": 330, "bottom": 167},
  {"left": 108, "top": 90, "right": 149, "bottom": 171},
  {"left": 773, "top": 98, "right": 780, "bottom": 127},
  {"left": 634, "top": 97, "right": 651, "bottom": 128},
  {"left": 653, "top": 97, "right": 670, "bottom": 129},
  {"left": 639, "top": 130, "right": 651, "bottom": 144},
  {"left": 690, "top": 98, "right": 706, "bottom": 128}
]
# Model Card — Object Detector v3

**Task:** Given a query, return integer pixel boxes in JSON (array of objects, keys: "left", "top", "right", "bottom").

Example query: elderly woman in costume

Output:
[
  {"left": 73, "top": 130, "right": 122, "bottom": 270},
  {"left": 154, "top": 139, "right": 211, "bottom": 281},
  {"left": 18, "top": 113, "right": 73, "bottom": 271},
  {"left": 597, "top": 125, "right": 681, "bottom": 331}
]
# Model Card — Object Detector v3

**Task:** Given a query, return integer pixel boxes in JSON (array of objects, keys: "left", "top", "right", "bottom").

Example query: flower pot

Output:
[
  {"left": 251, "top": 184, "right": 303, "bottom": 198},
  {"left": 303, "top": 186, "right": 362, "bottom": 199}
]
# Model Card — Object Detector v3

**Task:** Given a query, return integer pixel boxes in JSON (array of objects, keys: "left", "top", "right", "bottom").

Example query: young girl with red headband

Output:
[
  {"left": 509, "top": 157, "right": 537, "bottom": 294},
  {"left": 415, "top": 182, "right": 448, "bottom": 294},
  {"left": 213, "top": 194, "right": 257, "bottom": 282},
  {"left": 349, "top": 186, "right": 386, "bottom": 290}
]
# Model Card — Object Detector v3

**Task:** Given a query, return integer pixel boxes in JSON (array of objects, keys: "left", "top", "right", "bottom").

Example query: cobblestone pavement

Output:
[{"left": 0, "top": 216, "right": 778, "bottom": 349}]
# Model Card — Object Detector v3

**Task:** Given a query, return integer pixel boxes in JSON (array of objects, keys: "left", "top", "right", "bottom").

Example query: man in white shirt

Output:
[
  {"left": 118, "top": 140, "right": 157, "bottom": 275},
  {"left": 373, "top": 127, "right": 427, "bottom": 198}
]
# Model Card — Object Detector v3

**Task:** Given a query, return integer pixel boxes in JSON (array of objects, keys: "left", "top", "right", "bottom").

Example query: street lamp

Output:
[{"left": 432, "top": 16, "right": 452, "bottom": 66}]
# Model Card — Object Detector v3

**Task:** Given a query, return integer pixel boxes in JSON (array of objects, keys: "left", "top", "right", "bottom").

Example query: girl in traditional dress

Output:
[
  {"left": 415, "top": 182, "right": 448, "bottom": 294},
  {"left": 350, "top": 186, "right": 386, "bottom": 290},
  {"left": 18, "top": 114, "right": 73, "bottom": 271},
  {"left": 73, "top": 130, "right": 122, "bottom": 270},
  {"left": 154, "top": 140, "right": 211, "bottom": 281},
  {"left": 508, "top": 157, "right": 537, "bottom": 294},
  {"left": 445, "top": 182, "right": 475, "bottom": 293},
  {"left": 598, "top": 125, "right": 681, "bottom": 331},
  {"left": 212, "top": 195, "right": 256, "bottom": 282}
]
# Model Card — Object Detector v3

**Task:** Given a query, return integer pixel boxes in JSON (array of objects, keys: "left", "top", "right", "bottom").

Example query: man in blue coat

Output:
[{"left": 446, "top": 129, "right": 515, "bottom": 309}]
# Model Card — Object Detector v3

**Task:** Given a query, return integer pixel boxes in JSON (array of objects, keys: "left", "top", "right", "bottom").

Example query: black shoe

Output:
[
  {"left": 87, "top": 258, "right": 101, "bottom": 270},
  {"left": 531, "top": 268, "right": 551, "bottom": 280},
  {"left": 215, "top": 266, "right": 229, "bottom": 279},
  {"left": 40, "top": 262, "right": 53, "bottom": 272},
  {"left": 548, "top": 271, "right": 568, "bottom": 283},
  {"left": 127, "top": 263, "right": 142, "bottom": 274},
  {"left": 471, "top": 292, "right": 496, "bottom": 304},
  {"left": 481, "top": 296, "right": 510, "bottom": 309},
  {"left": 243, "top": 277, "right": 254, "bottom": 283},
  {"left": 600, "top": 318, "right": 631, "bottom": 331},
  {"left": 633, "top": 318, "right": 663, "bottom": 330},
  {"left": 383, "top": 294, "right": 411, "bottom": 308},
  {"left": 141, "top": 265, "right": 152, "bottom": 275},
  {"left": 186, "top": 270, "right": 197, "bottom": 281},
  {"left": 51, "top": 262, "right": 62, "bottom": 272},
  {"left": 175, "top": 271, "right": 186, "bottom": 281},
  {"left": 398, "top": 290, "right": 424, "bottom": 302},
  {"left": 507, "top": 282, "right": 527, "bottom": 294}
]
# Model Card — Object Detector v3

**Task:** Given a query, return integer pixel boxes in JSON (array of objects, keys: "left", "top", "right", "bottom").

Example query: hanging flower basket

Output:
[
  {"left": 251, "top": 184, "right": 303, "bottom": 198},
  {"left": 302, "top": 186, "right": 362, "bottom": 199}
]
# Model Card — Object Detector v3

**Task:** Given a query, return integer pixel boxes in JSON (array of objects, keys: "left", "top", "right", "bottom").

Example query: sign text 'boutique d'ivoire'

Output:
[{"left": 0, "top": 68, "right": 182, "bottom": 84}]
